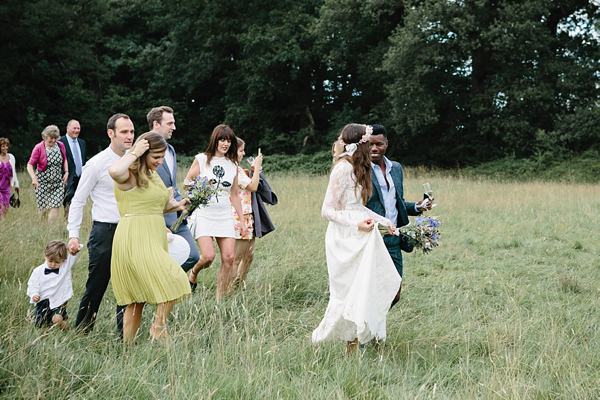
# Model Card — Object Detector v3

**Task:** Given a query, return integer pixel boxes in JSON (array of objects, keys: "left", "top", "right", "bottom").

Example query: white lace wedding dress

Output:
[{"left": 312, "top": 160, "right": 401, "bottom": 345}]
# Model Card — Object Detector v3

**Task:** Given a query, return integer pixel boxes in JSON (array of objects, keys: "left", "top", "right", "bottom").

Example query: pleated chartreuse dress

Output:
[{"left": 111, "top": 172, "right": 191, "bottom": 306}]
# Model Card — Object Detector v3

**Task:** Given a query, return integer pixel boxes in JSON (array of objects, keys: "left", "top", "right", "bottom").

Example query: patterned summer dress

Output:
[{"left": 35, "top": 145, "right": 64, "bottom": 210}]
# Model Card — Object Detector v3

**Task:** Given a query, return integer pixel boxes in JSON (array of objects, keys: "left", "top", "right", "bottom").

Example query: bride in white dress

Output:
[{"left": 312, "top": 123, "right": 401, "bottom": 348}]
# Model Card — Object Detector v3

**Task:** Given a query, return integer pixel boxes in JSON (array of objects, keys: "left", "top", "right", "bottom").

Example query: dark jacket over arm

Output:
[{"left": 250, "top": 171, "right": 278, "bottom": 238}]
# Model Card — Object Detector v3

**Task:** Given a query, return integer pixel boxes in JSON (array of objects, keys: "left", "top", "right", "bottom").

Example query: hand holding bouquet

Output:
[
  {"left": 170, "top": 176, "right": 220, "bottom": 232},
  {"left": 378, "top": 216, "right": 442, "bottom": 254}
]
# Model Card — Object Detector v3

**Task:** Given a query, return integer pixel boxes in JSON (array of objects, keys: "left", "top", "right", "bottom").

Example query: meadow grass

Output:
[{"left": 1, "top": 169, "right": 599, "bottom": 399}]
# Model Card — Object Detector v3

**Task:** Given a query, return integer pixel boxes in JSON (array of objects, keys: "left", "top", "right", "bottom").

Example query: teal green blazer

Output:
[{"left": 366, "top": 161, "right": 420, "bottom": 248}]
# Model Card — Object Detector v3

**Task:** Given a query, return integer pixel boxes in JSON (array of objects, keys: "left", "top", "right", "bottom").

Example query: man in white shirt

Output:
[
  {"left": 67, "top": 113, "right": 135, "bottom": 333},
  {"left": 147, "top": 106, "right": 199, "bottom": 271},
  {"left": 59, "top": 119, "right": 86, "bottom": 217}
]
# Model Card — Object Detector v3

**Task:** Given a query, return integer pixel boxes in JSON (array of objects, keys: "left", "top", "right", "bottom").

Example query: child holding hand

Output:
[{"left": 27, "top": 240, "right": 82, "bottom": 330}]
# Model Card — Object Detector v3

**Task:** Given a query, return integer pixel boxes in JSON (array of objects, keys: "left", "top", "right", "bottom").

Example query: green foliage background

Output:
[{"left": 1, "top": 0, "right": 599, "bottom": 170}]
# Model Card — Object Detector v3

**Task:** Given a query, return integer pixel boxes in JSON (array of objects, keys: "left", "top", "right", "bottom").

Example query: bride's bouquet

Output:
[
  {"left": 170, "top": 176, "right": 220, "bottom": 232},
  {"left": 379, "top": 216, "right": 442, "bottom": 254}
]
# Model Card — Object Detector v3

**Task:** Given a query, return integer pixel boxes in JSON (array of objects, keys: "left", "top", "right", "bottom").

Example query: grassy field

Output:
[{"left": 1, "top": 169, "right": 599, "bottom": 399}]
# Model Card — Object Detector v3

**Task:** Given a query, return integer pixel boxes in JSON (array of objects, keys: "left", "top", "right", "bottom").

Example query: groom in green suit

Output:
[{"left": 366, "top": 124, "right": 432, "bottom": 308}]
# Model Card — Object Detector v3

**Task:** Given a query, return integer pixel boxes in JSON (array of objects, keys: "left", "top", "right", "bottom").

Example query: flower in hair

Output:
[{"left": 359, "top": 125, "right": 372, "bottom": 144}]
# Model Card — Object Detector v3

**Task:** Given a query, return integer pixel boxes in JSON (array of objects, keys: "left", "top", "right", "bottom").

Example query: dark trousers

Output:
[
  {"left": 63, "top": 176, "right": 80, "bottom": 207},
  {"left": 174, "top": 221, "right": 200, "bottom": 272},
  {"left": 386, "top": 243, "right": 404, "bottom": 278},
  {"left": 75, "top": 221, "right": 126, "bottom": 334},
  {"left": 35, "top": 299, "right": 68, "bottom": 328}
]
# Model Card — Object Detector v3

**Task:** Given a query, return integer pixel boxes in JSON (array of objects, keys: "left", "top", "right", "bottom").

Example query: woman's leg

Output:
[
  {"left": 189, "top": 236, "right": 216, "bottom": 285},
  {"left": 237, "top": 238, "right": 255, "bottom": 285},
  {"left": 151, "top": 300, "right": 176, "bottom": 341},
  {"left": 215, "top": 237, "right": 235, "bottom": 299},
  {"left": 47, "top": 207, "right": 59, "bottom": 221},
  {"left": 231, "top": 239, "right": 249, "bottom": 288},
  {"left": 123, "top": 303, "right": 145, "bottom": 343}
]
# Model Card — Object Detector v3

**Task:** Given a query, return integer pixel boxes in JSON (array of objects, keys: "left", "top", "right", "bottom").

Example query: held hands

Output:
[
  {"left": 67, "top": 238, "right": 81, "bottom": 255},
  {"left": 62, "top": 171, "right": 68, "bottom": 185},
  {"left": 33, "top": 294, "right": 40, "bottom": 303},
  {"left": 358, "top": 218, "right": 375, "bottom": 232},
  {"left": 416, "top": 196, "right": 435, "bottom": 212}
]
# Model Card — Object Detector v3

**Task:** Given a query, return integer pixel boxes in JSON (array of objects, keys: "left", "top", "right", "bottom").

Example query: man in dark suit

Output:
[
  {"left": 60, "top": 119, "right": 86, "bottom": 217},
  {"left": 147, "top": 106, "right": 199, "bottom": 272},
  {"left": 366, "top": 124, "right": 432, "bottom": 308}
]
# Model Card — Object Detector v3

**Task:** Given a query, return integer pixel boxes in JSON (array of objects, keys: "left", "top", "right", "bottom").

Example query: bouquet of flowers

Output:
[
  {"left": 170, "top": 176, "right": 220, "bottom": 232},
  {"left": 378, "top": 216, "right": 442, "bottom": 254}
]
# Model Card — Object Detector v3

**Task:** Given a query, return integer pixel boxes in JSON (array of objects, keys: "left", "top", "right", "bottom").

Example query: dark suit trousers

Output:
[
  {"left": 64, "top": 176, "right": 80, "bottom": 206},
  {"left": 174, "top": 221, "right": 200, "bottom": 272},
  {"left": 75, "top": 221, "right": 126, "bottom": 334}
]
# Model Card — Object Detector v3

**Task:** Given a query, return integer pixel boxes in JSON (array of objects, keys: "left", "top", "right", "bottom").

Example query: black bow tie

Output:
[{"left": 44, "top": 268, "right": 59, "bottom": 275}]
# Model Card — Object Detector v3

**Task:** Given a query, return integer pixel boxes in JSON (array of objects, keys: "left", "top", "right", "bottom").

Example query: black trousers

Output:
[
  {"left": 75, "top": 221, "right": 126, "bottom": 334},
  {"left": 63, "top": 176, "right": 80, "bottom": 207},
  {"left": 174, "top": 221, "right": 200, "bottom": 272}
]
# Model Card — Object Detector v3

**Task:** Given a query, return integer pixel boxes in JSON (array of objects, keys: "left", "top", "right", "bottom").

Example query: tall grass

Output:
[{"left": 1, "top": 169, "right": 599, "bottom": 398}]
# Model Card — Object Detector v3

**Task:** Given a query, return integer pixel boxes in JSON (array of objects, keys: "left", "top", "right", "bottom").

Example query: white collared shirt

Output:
[
  {"left": 26, "top": 246, "right": 82, "bottom": 309},
  {"left": 67, "top": 147, "right": 123, "bottom": 238}
]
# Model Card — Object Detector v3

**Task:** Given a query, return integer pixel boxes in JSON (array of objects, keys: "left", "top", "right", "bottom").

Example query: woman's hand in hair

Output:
[{"left": 131, "top": 139, "right": 149, "bottom": 157}]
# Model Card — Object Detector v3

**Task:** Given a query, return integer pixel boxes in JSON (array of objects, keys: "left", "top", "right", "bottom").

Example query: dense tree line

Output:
[{"left": 1, "top": 0, "right": 598, "bottom": 167}]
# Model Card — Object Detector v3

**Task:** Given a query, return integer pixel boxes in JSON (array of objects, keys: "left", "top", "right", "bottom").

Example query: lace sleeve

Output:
[
  {"left": 321, "top": 161, "right": 359, "bottom": 231},
  {"left": 362, "top": 206, "right": 391, "bottom": 226}
]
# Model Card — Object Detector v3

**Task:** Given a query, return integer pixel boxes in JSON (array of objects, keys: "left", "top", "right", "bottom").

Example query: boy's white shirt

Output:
[{"left": 26, "top": 245, "right": 83, "bottom": 309}]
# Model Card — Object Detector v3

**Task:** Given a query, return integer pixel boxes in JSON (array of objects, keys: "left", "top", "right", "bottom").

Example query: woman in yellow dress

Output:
[{"left": 109, "top": 132, "right": 191, "bottom": 342}]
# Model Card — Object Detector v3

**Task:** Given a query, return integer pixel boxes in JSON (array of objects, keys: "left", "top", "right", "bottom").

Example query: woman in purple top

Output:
[
  {"left": 26, "top": 125, "right": 68, "bottom": 221},
  {"left": 0, "top": 137, "right": 19, "bottom": 217}
]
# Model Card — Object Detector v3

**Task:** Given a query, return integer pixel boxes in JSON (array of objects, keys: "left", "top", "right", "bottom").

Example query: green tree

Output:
[
  {"left": 0, "top": 0, "right": 111, "bottom": 161},
  {"left": 383, "top": 0, "right": 600, "bottom": 166},
  {"left": 314, "top": 0, "right": 406, "bottom": 142}
]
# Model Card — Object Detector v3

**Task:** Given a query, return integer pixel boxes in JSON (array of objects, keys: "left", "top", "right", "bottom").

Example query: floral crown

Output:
[
  {"left": 338, "top": 125, "right": 373, "bottom": 157},
  {"left": 359, "top": 125, "right": 372, "bottom": 144}
]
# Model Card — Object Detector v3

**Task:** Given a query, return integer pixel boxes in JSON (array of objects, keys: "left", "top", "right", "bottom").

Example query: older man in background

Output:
[{"left": 60, "top": 119, "right": 86, "bottom": 217}]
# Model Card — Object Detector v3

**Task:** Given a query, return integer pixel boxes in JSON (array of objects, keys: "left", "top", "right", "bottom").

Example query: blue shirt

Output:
[
  {"left": 372, "top": 157, "right": 420, "bottom": 225},
  {"left": 371, "top": 157, "right": 399, "bottom": 226}
]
